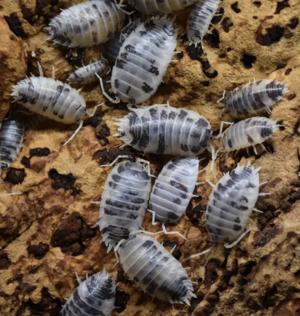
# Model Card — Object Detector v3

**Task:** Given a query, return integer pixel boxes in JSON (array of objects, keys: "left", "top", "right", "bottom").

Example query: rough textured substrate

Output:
[{"left": 0, "top": 0, "right": 300, "bottom": 315}]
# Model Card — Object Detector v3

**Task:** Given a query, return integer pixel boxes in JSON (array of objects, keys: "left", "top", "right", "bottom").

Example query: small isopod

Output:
[
  {"left": 60, "top": 271, "right": 116, "bottom": 316},
  {"left": 128, "top": 0, "right": 198, "bottom": 14},
  {"left": 116, "top": 104, "right": 212, "bottom": 156},
  {"left": 117, "top": 233, "right": 194, "bottom": 304},
  {"left": 187, "top": 0, "right": 221, "bottom": 45},
  {"left": 206, "top": 164, "right": 262, "bottom": 247},
  {"left": 67, "top": 59, "right": 110, "bottom": 85},
  {"left": 149, "top": 158, "right": 199, "bottom": 224},
  {"left": 103, "top": 17, "right": 177, "bottom": 104},
  {"left": 222, "top": 117, "right": 279, "bottom": 153},
  {"left": 0, "top": 117, "right": 24, "bottom": 170},
  {"left": 48, "top": 0, "right": 125, "bottom": 48},
  {"left": 99, "top": 160, "right": 151, "bottom": 252},
  {"left": 223, "top": 79, "right": 288, "bottom": 118}
]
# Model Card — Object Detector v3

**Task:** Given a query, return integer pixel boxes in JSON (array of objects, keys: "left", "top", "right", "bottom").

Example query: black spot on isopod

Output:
[
  {"left": 256, "top": 24, "right": 285, "bottom": 46},
  {"left": 240, "top": 53, "right": 256, "bottom": 69},
  {"left": 141, "top": 82, "right": 153, "bottom": 93},
  {"left": 4, "top": 168, "right": 26, "bottom": 184},
  {"left": 260, "top": 127, "right": 273, "bottom": 138},
  {"left": 233, "top": 224, "right": 242, "bottom": 231},
  {"left": 48, "top": 169, "right": 80, "bottom": 195},
  {"left": 142, "top": 240, "right": 154, "bottom": 249}
]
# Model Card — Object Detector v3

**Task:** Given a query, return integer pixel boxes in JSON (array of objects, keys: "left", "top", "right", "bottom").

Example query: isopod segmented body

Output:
[
  {"left": 223, "top": 80, "right": 288, "bottom": 118},
  {"left": 111, "top": 17, "right": 177, "bottom": 104},
  {"left": 117, "top": 233, "right": 194, "bottom": 304},
  {"left": 222, "top": 117, "right": 279, "bottom": 152},
  {"left": 206, "top": 164, "right": 259, "bottom": 244},
  {"left": 67, "top": 59, "right": 110, "bottom": 85},
  {"left": 187, "top": 0, "right": 220, "bottom": 45},
  {"left": 60, "top": 271, "right": 116, "bottom": 316},
  {"left": 11, "top": 77, "right": 86, "bottom": 124},
  {"left": 99, "top": 160, "right": 151, "bottom": 251},
  {"left": 48, "top": 0, "right": 125, "bottom": 48},
  {"left": 117, "top": 104, "right": 212, "bottom": 156},
  {"left": 149, "top": 158, "right": 199, "bottom": 224},
  {"left": 128, "top": 0, "right": 198, "bottom": 14},
  {"left": 0, "top": 118, "right": 24, "bottom": 170}
]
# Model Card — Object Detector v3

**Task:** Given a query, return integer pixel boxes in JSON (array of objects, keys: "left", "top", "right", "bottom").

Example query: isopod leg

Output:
[
  {"left": 161, "top": 224, "right": 187, "bottom": 240},
  {"left": 147, "top": 209, "right": 159, "bottom": 226},
  {"left": 224, "top": 229, "right": 251, "bottom": 249},
  {"left": 182, "top": 246, "right": 213, "bottom": 262},
  {"left": 96, "top": 74, "right": 120, "bottom": 104},
  {"left": 63, "top": 120, "right": 83, "bottom": 146},
  {"left": 100, "top": 155, "right": 131, "bottom": 167},
  {"left": 216, "top": 121, "right": 233, "bottom": 138}
]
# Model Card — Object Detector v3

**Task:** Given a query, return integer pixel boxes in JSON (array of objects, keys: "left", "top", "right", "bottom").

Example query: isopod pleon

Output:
[
  {"left": 149, "top": 158, "right": 199, "bottom": 224},
  {"left": 206, "top": 164, "right": 261, "bottom": 247},
  {"left": 222, "top": 117, "right": 279, "bottom": 153},
  {"left": 187, "top": 0, "right": 220, "bottom": 45},
  {"left": 223, "top": 80, "right": 288, "bottom": 118},
  {"left": 67, "top": 59, "right": 110, "bottom": 85},
  {"left": 99, "top": 160, "right": 151, "bottom": 252},
  {"left": 48, "top": 0, "right": 125, "bottom": 48},
  {"left": 60, "top": 271, "right": 116, "bottom": 316},
  {"left": 106, "top": 17, "right": 177, "bottom": 104},
  {"left": 116, "top": 104, "right": 212, "bottom": 156},
  {"left": 128, "top": 0, "right": 198, "bottom": 14},
  {"left": 0, "top": 117, "right": 24, "bottom": 170},
  {"left": 117, "top": 233, "right": 194, "bottom": 304}
]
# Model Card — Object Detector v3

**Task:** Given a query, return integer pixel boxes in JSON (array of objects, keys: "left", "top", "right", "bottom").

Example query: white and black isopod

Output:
[
  {"left": 99, "top": 160, "right": 151, "bottom": 252},
  {"left": 60, "top": 271, "right": 116, "bottom": 316},
  {"left": 0, "top": 118, "right": 24, "bottom": 170},
  {"left": 206, "top": 164, "right": 262, "bottom": 247},
  {"left": 116, "top": 104, "right": 212, "bottom": 156},
  {"left": 186, "top": 0, "right": 220, "bottom": 45},
  {"left": 149, "top": 158, "right": 199, "bottom": 224},
  {"left": 222, "top": 117, "right": 279, "bottom": 153},
  {"left": 128, "top": 0, "right": 198, "bottom": 14},
  {"left": 67, "top": 59, "right": 110, "bottom": 85},
  {"left": 223, "top": 79, "right": 288, "bottom": 118},
  {"left": 48, "top": 0, "right": 125, "bottom": 48},
  {"left": 117, "top": 233, "right": 194, "bottom": 304},
  {"left": 105, "top": 17, "right": 177, "bottom": 104}
]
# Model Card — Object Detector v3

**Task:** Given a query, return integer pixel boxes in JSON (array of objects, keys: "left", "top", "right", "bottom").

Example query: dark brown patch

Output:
[
  {"left": 114, "top": 290, "right": 130, "bottom": 313},
  {"left": 221, "top": 17, "right": 234, "bottom": 32},
  {"left": 205, "top": 29, "right": 220, "bottom": 48},
  {"left": 29, "top": 148, "right": 50, "bottom": 157},
  {"left": 275, "top": 0, "right": 290, "bottom": 14},
  {"left": 27, "top": 243, "right": 49, "bottom": 259},
  {"left": 288, "top": 17, "right": 299, "bottom": 29},
  {"left": 231, "top": 2, "right": 241, "bottom": 13},
  {"left": 92, "top": 147, "right": 135, "bottom": 165},
  {"left": 48, "top": 169, "right": 80, "bottom": 195},
  {"left": 4, "top": 168, "right": 26, "bottom": 184},
  {"left": 204, "top": 258, "right": 221, "bottom": 286},
  {"left": 256, "top": 24, "right": 285, "bottom": 46},
  {"left": 0, "top": 251, "right": 11, "bottom": 269},
  {"left": 96, "top": 122, "right": 110, "bottom": 146},
  {"left": 4, "top": 13, "right": 26, "bottom": 37},
  {"left": 241, "top": 53, "right": 256, "bottom": 68},
  {"left": 253, "top": 224, "right": 280, "bottom": 247}
]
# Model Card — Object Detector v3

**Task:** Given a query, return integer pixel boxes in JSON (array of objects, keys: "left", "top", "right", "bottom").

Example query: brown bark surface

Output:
[{"left": 0, "top": 0, "right": 299, "bottom": 315}]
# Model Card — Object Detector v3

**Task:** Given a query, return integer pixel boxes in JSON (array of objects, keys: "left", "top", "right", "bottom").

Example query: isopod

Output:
[
  {"left": 60, "top": 271, "right": 116, "bottom": 316},
  {"left": 222, "top": 117, "right": 279, "bottom": 153},
  {"left": 128, "top": 0, "right": 198, "bottom": 14},
  {"left": 149, "top": 158, "right": 199, "bottom": 224},
  {"left": 187, "top": 0, "right": 221, "bottom": 45},
  {"left": 223, "top": 79, "right": 288, "bottom": 118},
  {"left": 48, "top": 0, "right": 125, "bottom": 48},
  {"left": 104, "top": 17, "right": 177, "bottom": 104},
  {"left": 0, "top": 117, "right": 24, "bottom": 170},
  {"left": 99, "top": 160, "right": 151, "bottom": 252},
  {"left": 206, "top": 163, "right": 263, "bottom": 248},
  {"left": 67, "top": 59, "right": 110, "bottom": 85},
  {"left": 116, "top": 104, "right": 212, "bottom": 156},
  {"left": 117, "top": 232, "right": 194, "bottom": 304}
]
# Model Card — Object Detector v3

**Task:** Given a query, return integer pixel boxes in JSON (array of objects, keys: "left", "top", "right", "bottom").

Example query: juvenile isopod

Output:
[
  {"left": 67, "top": 59, "right": 110, "bottom": 85},
  {"left": 187, "top": 0, "right": 221, "bottom": 45},
  {"left": 101, "top": 17, "right": 177, "bottom": 104},
  {"left": 117, "top": 232, "right": 195, "bottom": 304},
  {"left": 222, "top": 117, "right": 279, "bottom": 154},
  {"left": 0, "top": 117, "right": 24, "bottom": 170},
  {"left": 116, "top": 104, "right": 212, "bottom": 156},
  {"left": 222, "top": 79, "right": 288, "bottom": 118},
  {"left": 99, "top": 160, "right": 151, "bottom": 252},
  {"left": 128, "top": 0, "right": 198, "bottom": 14},
  {"left": 60, "top": 271, "right": 116, "bottom": 316},
  {"left": 149, "top": 158, "right": 199, "bottom": 225},
  {"left": 48, "top": 0, "right": 125, "bottom": 48}
]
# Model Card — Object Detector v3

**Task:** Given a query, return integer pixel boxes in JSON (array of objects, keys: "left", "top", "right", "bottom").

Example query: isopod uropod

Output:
[
  {"left": 187, "top": 0, "right": 221, "bottom": 45},
  {"left": 99, "top": 160, "right": 151, "bottom": 252},
  {"left": 60, "top": 271, "right": 116, "bottom": 316},
  {"left": 107, "top": 17, "right": 177, "bottom": 104},
  {"left": 205, "top": 164, "right": 260, "bottom": 247},
  {"left": 149, "top": 158, "right": 199, "bottom": 224},
  {"left": 67, "top": 59, "right": 110, "bottom": 85},
  {"left": 0, "top": 118, "right": 24, "bottom": 170},
  {"left": 222, "top": 117, "right": 279, "bottom": 153},
  {"left": 116, "top": 104, "right": 212, "bottom": 156},
  {"left": 223, "top": 79, "right": 288, "bottom": 118},
  {"left": 117, "top": 233, "right": 195, "bottom": 304},
  {"left": 48, "top": 0, "right": 125, "bottom": 48}
]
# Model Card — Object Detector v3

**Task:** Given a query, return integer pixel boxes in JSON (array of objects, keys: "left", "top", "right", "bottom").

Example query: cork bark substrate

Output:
[{"left": 0, "top": 0, "right": 300, "bottom": 315}]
